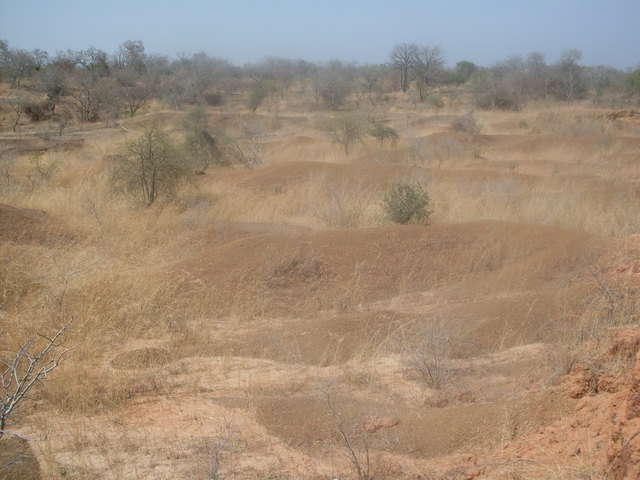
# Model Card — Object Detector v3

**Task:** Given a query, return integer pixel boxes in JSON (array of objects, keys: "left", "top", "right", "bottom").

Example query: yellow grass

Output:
[{"left": 2, "top": 85, "right": 639, "bottom": 478}]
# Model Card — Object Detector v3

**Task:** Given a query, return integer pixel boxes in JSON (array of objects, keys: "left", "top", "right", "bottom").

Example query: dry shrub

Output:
[
  {"left": 395, "top": 317, "right": 463, "bottom": 389},
  {"left": 551, "top": 272, "right": 639, "bottom": 376},
  {"left": 449, "top": 113, "right": 480, "bottom": 136},
  {"left": 311, "top": 178, "right": 378, "bottom": 228}
]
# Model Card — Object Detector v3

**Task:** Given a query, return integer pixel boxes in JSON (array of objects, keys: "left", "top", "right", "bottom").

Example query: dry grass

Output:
[{"left": 2, "top": 87, "right": 640, "bottom": 478}]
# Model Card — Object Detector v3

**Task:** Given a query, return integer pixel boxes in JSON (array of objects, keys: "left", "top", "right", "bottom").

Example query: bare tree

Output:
[
  {"left": 31, "top": 49, "right": 48, "bottom": 70},
  {"left": 1, "top": 318, "right": 79, "bottom": 439},
  {"left": 115, "top": 69, "right": 153, "bottom": 116},
  {"left": 69, "top": 70, "right": 113, "bottom": 122},
  {"left": 316, "top": 61, "right": 353, "bottom": 110},
  {"left": 353, "top": 64, "right": 388, "bottom": 106},
  {"left": 8, "top": 96, "right": 25, "bottom": 133},
  {"left": 557, "top": 49, "right": 584, "bottom": 104},
  {"left": 389, "top": 43, "right": 418, "bottom": 92},
  {"left": 114, "top": 40, "right": 147, "bottom": 75},
  {"left": 74, "top": 46, "right": 110, "bottom": 78},
  {"left": 414, "top": 45, "right": 445, "bottom": 100},
  {"left": 524, "top": 52, "right": 550, "bottom": 99},
  {"left": 221, "top": 123, "right": 267, "bottom": 170},
  {"left": 0, "top": 42, "right": 36, "bottom": 87}
]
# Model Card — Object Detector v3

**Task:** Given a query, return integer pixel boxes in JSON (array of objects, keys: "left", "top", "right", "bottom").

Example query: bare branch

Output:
[{"left": 1, "top": 317, "right": 78, "bottom": 439}]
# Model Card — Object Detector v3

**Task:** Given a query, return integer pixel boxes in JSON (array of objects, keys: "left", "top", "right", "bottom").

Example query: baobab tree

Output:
[{"left": 389, "top": 43, "right": 417, "bottom": 92}]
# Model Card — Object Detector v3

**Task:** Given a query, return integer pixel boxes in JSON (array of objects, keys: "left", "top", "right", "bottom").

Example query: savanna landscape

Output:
[{"left": 1, "top": 37, "right": 640, "bottom": 480}]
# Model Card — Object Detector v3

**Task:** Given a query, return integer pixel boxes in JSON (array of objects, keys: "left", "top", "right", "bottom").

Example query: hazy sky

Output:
[{"left": 1, "top": 0, "right": 638, "bottom": 68}]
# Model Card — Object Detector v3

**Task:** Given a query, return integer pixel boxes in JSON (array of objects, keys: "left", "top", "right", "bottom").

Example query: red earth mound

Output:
[
  {"left": 177, "top": 221, "right": 604, "bottom": 346},
  {"left": 465, "top": 326, "right": 640, "bottom": 480}
]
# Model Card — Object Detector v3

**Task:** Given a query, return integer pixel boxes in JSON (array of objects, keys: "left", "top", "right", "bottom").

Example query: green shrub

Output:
[
  {"left": 382, "top": 181, "right": 432, "bottom": 224},
  {"left": 426, "top": 95, "right": 444, "bottom": 113},
  {"left": 204, "top": 92, "right": 223, "bottom": 106},
  {"left": 109, "top": 126, "right": 192, "bottom": 206},
  {"left": 369, "top": 121, "right": 399, "bottom": 147}
]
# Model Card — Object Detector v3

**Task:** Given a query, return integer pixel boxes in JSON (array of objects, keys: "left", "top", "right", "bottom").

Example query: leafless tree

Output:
[
  {"left": 29, "top": 49, "right": 48, "bottom": 71},
  {"left": 0, "top": 41, "right": 36, "bottom": 87},
  {"left": 315, "top": 61, "right": 353, "bottom": 110},
  {"left": 69, "top": 70, "right": 113, "bottom": 122},
  {"left": 222, "top": 123, "right": 267, "bottom": 170},
  {"left": 524, "top": 52, "right": 550, "bottom": 99},
  {"left": 74, "top": 46, "right": 110, "bottom": 78},
  {"left": 8, "top": 96, "right": 25, "bottom": 133},
  {"left": 354, "top": 64, "right": 388, "bottom": 106},
  {"left": 1, "top": 318, "right": 79, "bottom": 439},
  {"left": 115, "top": 69, "right": 153, "bottom": 116},
  {"left": 415, "top": 45, "right": 445, "bottom": 100},
  {"left": 389, "top": 43, "right": 418, "bottom": 92},
  {"left": 557, "top": 49, "right": 584, "bottom": 104},
  {"left": 114, "top": 40, "right": 147, "bottom": 75},
  {"left": 37, "top": 64, "right": 67, "bottom": 111}
]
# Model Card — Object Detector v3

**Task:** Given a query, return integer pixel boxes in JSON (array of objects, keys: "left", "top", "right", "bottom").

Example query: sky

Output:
[{"left": 0, "top": 0, "right": 638, "bottom": 69}]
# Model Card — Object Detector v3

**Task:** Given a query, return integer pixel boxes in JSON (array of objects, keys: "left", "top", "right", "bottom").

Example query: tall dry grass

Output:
[{"left": 2, "top": 94, "right": 639, "bottom": 478}]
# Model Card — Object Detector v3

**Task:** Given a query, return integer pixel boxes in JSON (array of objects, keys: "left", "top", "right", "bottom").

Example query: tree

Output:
[
  {"left": 115, "top": 69, "right": 152, "bottom": 116},
  {"left": 69, "top": 70, "right": 112, "bottom": 122},
  {"left": 353, "top": 64, "right": 388, "bottom": 106},
  {"left": 319, "top": 113, "right": 367, "bottom": 157},
  {"left": 414, "top": 45, "right": 445, "bottom": 100},
  {"left": 8, "top": 96, "right": 25, "bottom": 133},
  {"left": 114, "top": 40, "right": 147, "bottom": 75},
  {"left": 315, "top": 61, "right": 353, "bottom": 110},
  {"left": 0, "top": 42, "right": 36, "bottom": 87},
  {"left": 37, "top": 63, "right": 67, "bottom": 110},
  {"left": 626, "top": 68, "right": 640, "bottom": 104},
  {"left": 369, "top": 121, "right": 399, "bottom": 147},
  {"left": 247, "top": 81, "right": 269, "bottom": 112},
  {"left": 1, "top": 318, "right": 78, "bottom": 440},
  {"left": 75, "top": 46, "right": 110, "bottom": 78},
  {"left": 31, "top": 49, "right": 49, "bottom": 70},
  {"left": 389, "top": 43, "right": 418, "bottom": 92},
  {"left": 221, "top": 122, "right": 267, "bottom": 170},
  {"left": 451, "top": 61, "right": 477, "bottom": 84},
  {"left": 470, "top": 68, "right": 524, "bottom": 111},
  {"left": 556, "top": 49, "right": 585, "bottom": 103},
  {"left": 109, "top": 127, "right": 192, "bottom": 206},
  {"left": 586, "top": 65, "right": 624, "bottom": 102},
  {"left": 183, "top": 125, "right": 227, "bottom": 171},
  {"left": 524, "top": 52, "right": 550, "bottom": 99}
]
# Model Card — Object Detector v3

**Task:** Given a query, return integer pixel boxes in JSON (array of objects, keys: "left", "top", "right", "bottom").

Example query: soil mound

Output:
[
  {"left": 179, "top": 221, "right": 602, "bottom": 318},
  {"left": 111, "top": 347, "right": 172, "bottom": 370},
  {"left": 215, "top": 161, "right": 418, "bottom": 192}
]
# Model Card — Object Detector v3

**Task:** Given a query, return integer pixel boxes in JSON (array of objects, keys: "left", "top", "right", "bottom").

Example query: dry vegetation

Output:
[{"left": 1, "top": 44, "right": 640, "bottom": 479}]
